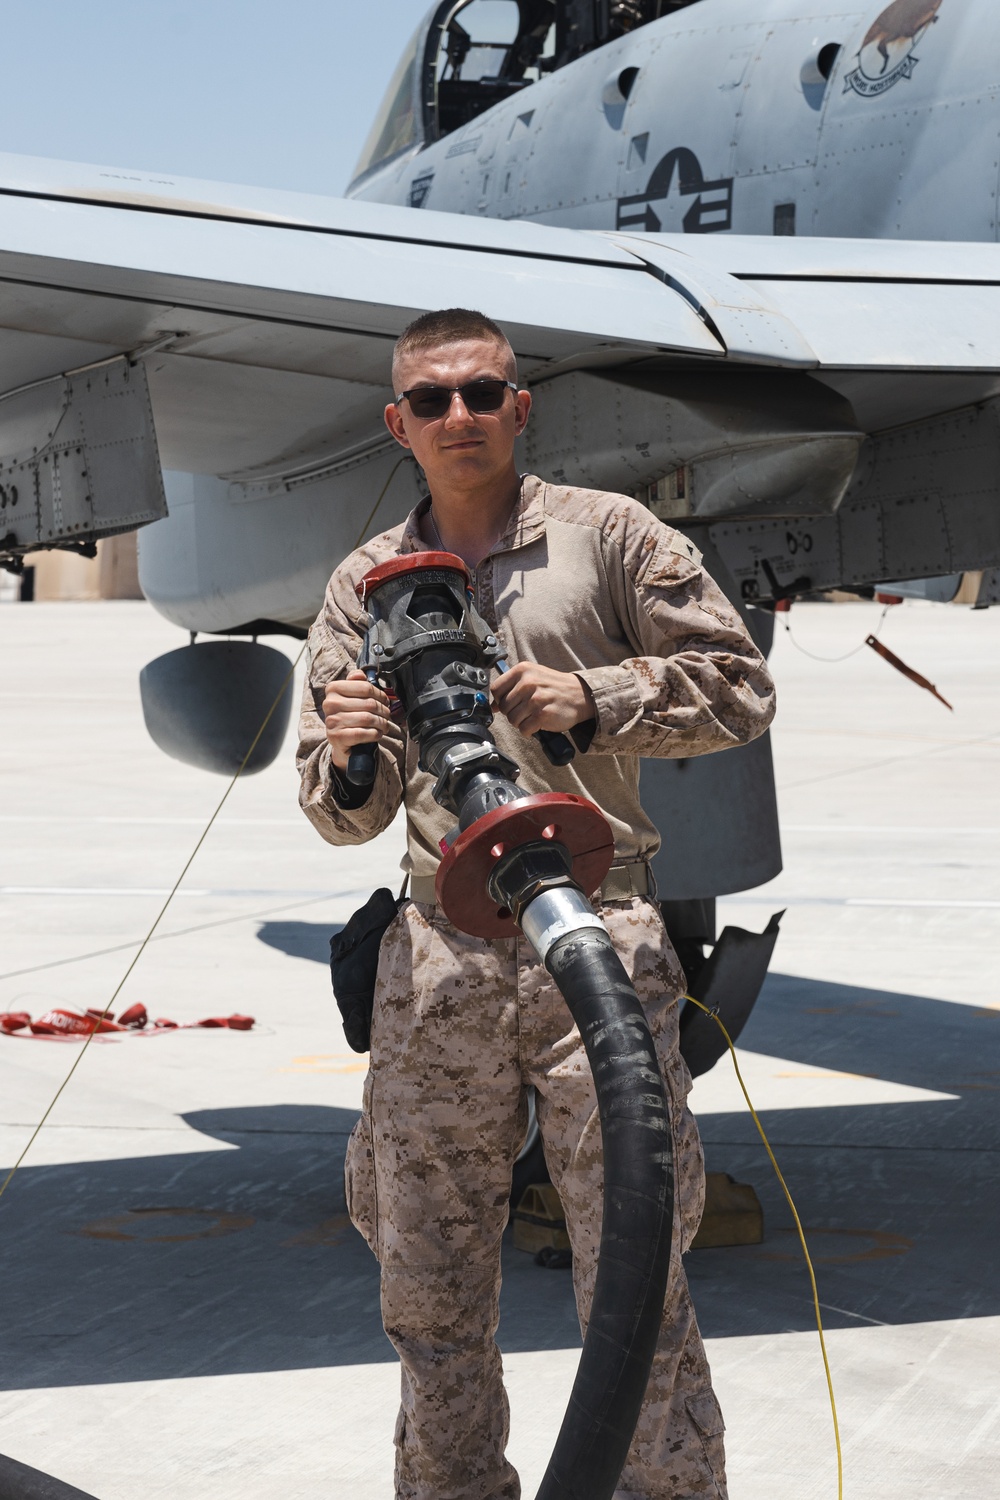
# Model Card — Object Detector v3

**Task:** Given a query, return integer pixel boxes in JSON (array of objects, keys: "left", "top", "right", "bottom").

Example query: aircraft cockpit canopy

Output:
[
  {"left": 350, "top": 21, "right": 423, "bottom": 186},
  {"left": 349, "top": 0, "right": 697, "bottom": 188},
  {"left": 435, "top": 0, "right": 548, "bottom": 139}
]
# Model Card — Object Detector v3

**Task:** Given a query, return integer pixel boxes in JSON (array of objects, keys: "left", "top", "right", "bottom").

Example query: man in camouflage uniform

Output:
[{"left": 297, "top": 308, "right": 775, "bottom": 1499}]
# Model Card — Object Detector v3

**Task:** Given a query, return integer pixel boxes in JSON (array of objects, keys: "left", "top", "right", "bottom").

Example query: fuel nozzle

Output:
[
  {"left": 346, "top": 551, "right": 505, "bottom": 793},
  {"left": 346, "top": 550, "right": 609, "bottom": 934},
  {"left": 347, "top": 551, "right": 573, "bottom": 793}
]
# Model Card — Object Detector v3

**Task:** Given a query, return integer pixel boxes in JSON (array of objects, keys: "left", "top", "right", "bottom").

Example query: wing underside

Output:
[{"left": 1, "top": 153, "right": 999, "bottom": 618}]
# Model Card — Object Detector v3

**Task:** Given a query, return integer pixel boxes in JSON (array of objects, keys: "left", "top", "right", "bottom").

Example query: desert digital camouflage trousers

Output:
[{"left": 344, "top": 894, "right": 727, "bottom": 1500}]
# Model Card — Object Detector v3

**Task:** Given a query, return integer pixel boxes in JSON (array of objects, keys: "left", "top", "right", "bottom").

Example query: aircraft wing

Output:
[
  {"left": 0, "top": 148, "right": 722, "bottom": 560},
  {"left": 610, "top": 231, "right": 1000, "bottom": 373},
  {"left": 2, "top": 150, "right": 1000, "bottom": 569}
]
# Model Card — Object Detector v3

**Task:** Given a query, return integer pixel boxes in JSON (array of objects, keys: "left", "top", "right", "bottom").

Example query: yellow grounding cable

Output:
[{"left": 683, "top": 992, "right": 844, "bottom": 1500}]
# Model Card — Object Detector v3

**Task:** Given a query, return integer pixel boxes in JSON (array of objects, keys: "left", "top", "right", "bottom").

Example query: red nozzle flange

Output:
[{"left": 435, "top": 792, "right": 614, "bottom": 938}]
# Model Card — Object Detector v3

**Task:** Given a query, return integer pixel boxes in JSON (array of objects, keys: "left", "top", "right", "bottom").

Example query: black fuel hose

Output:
[{"left": 535, "top": 926, "right": 674, "bottom": 1500}]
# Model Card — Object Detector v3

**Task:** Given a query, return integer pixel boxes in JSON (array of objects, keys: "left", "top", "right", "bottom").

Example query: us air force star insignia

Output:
[{"left": 844, "top": 0, "right": 943, "bottom": 98}]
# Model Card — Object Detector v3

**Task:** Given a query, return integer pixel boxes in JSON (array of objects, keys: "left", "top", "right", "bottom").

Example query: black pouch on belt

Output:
[{"left": 329, "top": 879, "right": 408, "bottom": 1053}]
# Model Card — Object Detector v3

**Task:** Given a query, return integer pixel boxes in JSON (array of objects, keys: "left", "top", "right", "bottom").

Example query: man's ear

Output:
[
  {"left": 513, "top": 389, "right": 532, "bottom": 437},
  {"left": 384, "top": 402, "right": 412, "bottom": 448}
]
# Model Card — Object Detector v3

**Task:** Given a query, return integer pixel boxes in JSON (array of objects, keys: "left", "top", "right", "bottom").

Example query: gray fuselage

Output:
[{"left": 350, "top": 0, "right": 998, "bottom": 244}]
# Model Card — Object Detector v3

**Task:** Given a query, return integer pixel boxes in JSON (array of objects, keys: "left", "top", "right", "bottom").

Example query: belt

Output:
[{"left": 409, "top": 860, "right": 652, "bottom": 908}]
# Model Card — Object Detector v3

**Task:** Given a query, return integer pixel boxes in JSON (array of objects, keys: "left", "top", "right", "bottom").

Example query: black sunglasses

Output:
[{"left": 395, "top": 379, "right": 518, "bottom": 420}]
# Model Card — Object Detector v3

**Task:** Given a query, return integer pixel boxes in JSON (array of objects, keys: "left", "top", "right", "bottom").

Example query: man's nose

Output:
[{"left": 443, "top": 390, "right": 475, "bottom": 425}]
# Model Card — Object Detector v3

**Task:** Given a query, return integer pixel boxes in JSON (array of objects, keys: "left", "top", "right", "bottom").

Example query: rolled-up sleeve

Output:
[
  {"left": 296, "top": 584, "right": 405, "bottom": 846},
  {"left": 575, "top": 525, "right": 775, "bottom": 758}
]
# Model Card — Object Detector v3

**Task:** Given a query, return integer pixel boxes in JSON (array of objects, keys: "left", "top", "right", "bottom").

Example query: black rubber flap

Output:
[{"left": 679, "top": 911, "right": 783, "bottom": 1079}]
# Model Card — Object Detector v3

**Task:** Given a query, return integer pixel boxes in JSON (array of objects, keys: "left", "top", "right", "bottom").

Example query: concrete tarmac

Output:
[{"left": 0, "top": 598, "right": 997, "bottom": 1498}]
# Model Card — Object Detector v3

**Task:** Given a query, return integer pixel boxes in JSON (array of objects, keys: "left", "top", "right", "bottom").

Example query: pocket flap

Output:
[{"left": 686, "top": 1389, "right": 725, "bottom": 1438}]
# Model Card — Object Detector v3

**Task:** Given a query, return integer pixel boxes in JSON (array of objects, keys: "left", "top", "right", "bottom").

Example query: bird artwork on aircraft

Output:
[{"left": 845, "top": 0, "right": 944, "bottom": 94}]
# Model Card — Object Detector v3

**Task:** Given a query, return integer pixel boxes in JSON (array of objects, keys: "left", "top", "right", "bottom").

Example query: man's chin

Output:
[{"left": 429, "top": 453, "right": 504, "bottom": 486}]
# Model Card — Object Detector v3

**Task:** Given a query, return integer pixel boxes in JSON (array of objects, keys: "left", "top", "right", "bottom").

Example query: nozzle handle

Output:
[
  {"left": 345, "top": 665, "right": 381, "bottom": 788},
  {"left": 345, "top": 743, "right": 378, "bottom": 787},
  {"left": 536, "top": 729, "right": 575, "bottom": 767},
  {"left": 494, "top": 658, "right": 575, "bottom": 767}
]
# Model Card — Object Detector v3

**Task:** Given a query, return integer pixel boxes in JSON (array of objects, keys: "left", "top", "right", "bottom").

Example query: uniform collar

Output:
[{"left": 398, "top": 474, "right": 546, "bottom": 560}]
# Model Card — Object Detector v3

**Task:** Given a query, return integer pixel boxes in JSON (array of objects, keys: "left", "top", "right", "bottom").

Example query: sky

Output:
[{"left": 0, "top": 0, "right": 436, "bottom": 198}]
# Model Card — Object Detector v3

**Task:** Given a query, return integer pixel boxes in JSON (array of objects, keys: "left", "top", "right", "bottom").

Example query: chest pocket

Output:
[{"left": 493, "top": 541, "right": 630, "bottom": 670}]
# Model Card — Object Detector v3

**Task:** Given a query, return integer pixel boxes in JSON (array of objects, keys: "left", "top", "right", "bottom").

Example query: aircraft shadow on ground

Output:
[{"left": 0, "top": 974, "right": 996, "bottom": 1389}]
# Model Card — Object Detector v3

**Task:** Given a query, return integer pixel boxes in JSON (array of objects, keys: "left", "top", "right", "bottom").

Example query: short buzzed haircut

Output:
[{"left": 392, "top": 307, "right": 517, "bottom": 385}]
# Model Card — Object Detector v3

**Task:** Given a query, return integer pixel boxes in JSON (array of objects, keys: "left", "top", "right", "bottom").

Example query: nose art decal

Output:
[{"left": 844, "top": 0, "right": 943, "bottom": 98}]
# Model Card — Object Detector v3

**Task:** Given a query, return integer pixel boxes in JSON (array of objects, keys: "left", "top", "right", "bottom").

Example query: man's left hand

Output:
[{"left": 492, "top": 662, "right": 595, "bottom": 737}]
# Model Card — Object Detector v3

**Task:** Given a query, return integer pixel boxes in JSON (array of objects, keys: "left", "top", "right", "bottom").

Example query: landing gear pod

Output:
[
  {"left": 139, "top": 640, "right": 293, "bottom": 775},
  {"left": 352, "top": 552, "right": 675, "bottom": 1500},
  {"left": 0, "top": 357, "right": 166, "bottom": 567}
]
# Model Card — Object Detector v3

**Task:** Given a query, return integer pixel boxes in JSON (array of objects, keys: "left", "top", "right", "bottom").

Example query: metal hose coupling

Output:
[
  {"left": 348, "top": 551, "right": 674, "bottom": 1500},
  {"left": 518, "top": 886, "right": 606, "bottom": 962}
]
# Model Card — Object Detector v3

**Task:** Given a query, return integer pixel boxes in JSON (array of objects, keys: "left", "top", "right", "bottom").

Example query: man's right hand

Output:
[{"left": 323, "top": 670, "right": 391, "bottom": 771}]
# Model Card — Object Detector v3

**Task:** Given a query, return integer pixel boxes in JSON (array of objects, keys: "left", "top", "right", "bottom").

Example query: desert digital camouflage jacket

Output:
[{"left": 296, "top": 474, "right": 775, "bottom": 877}]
